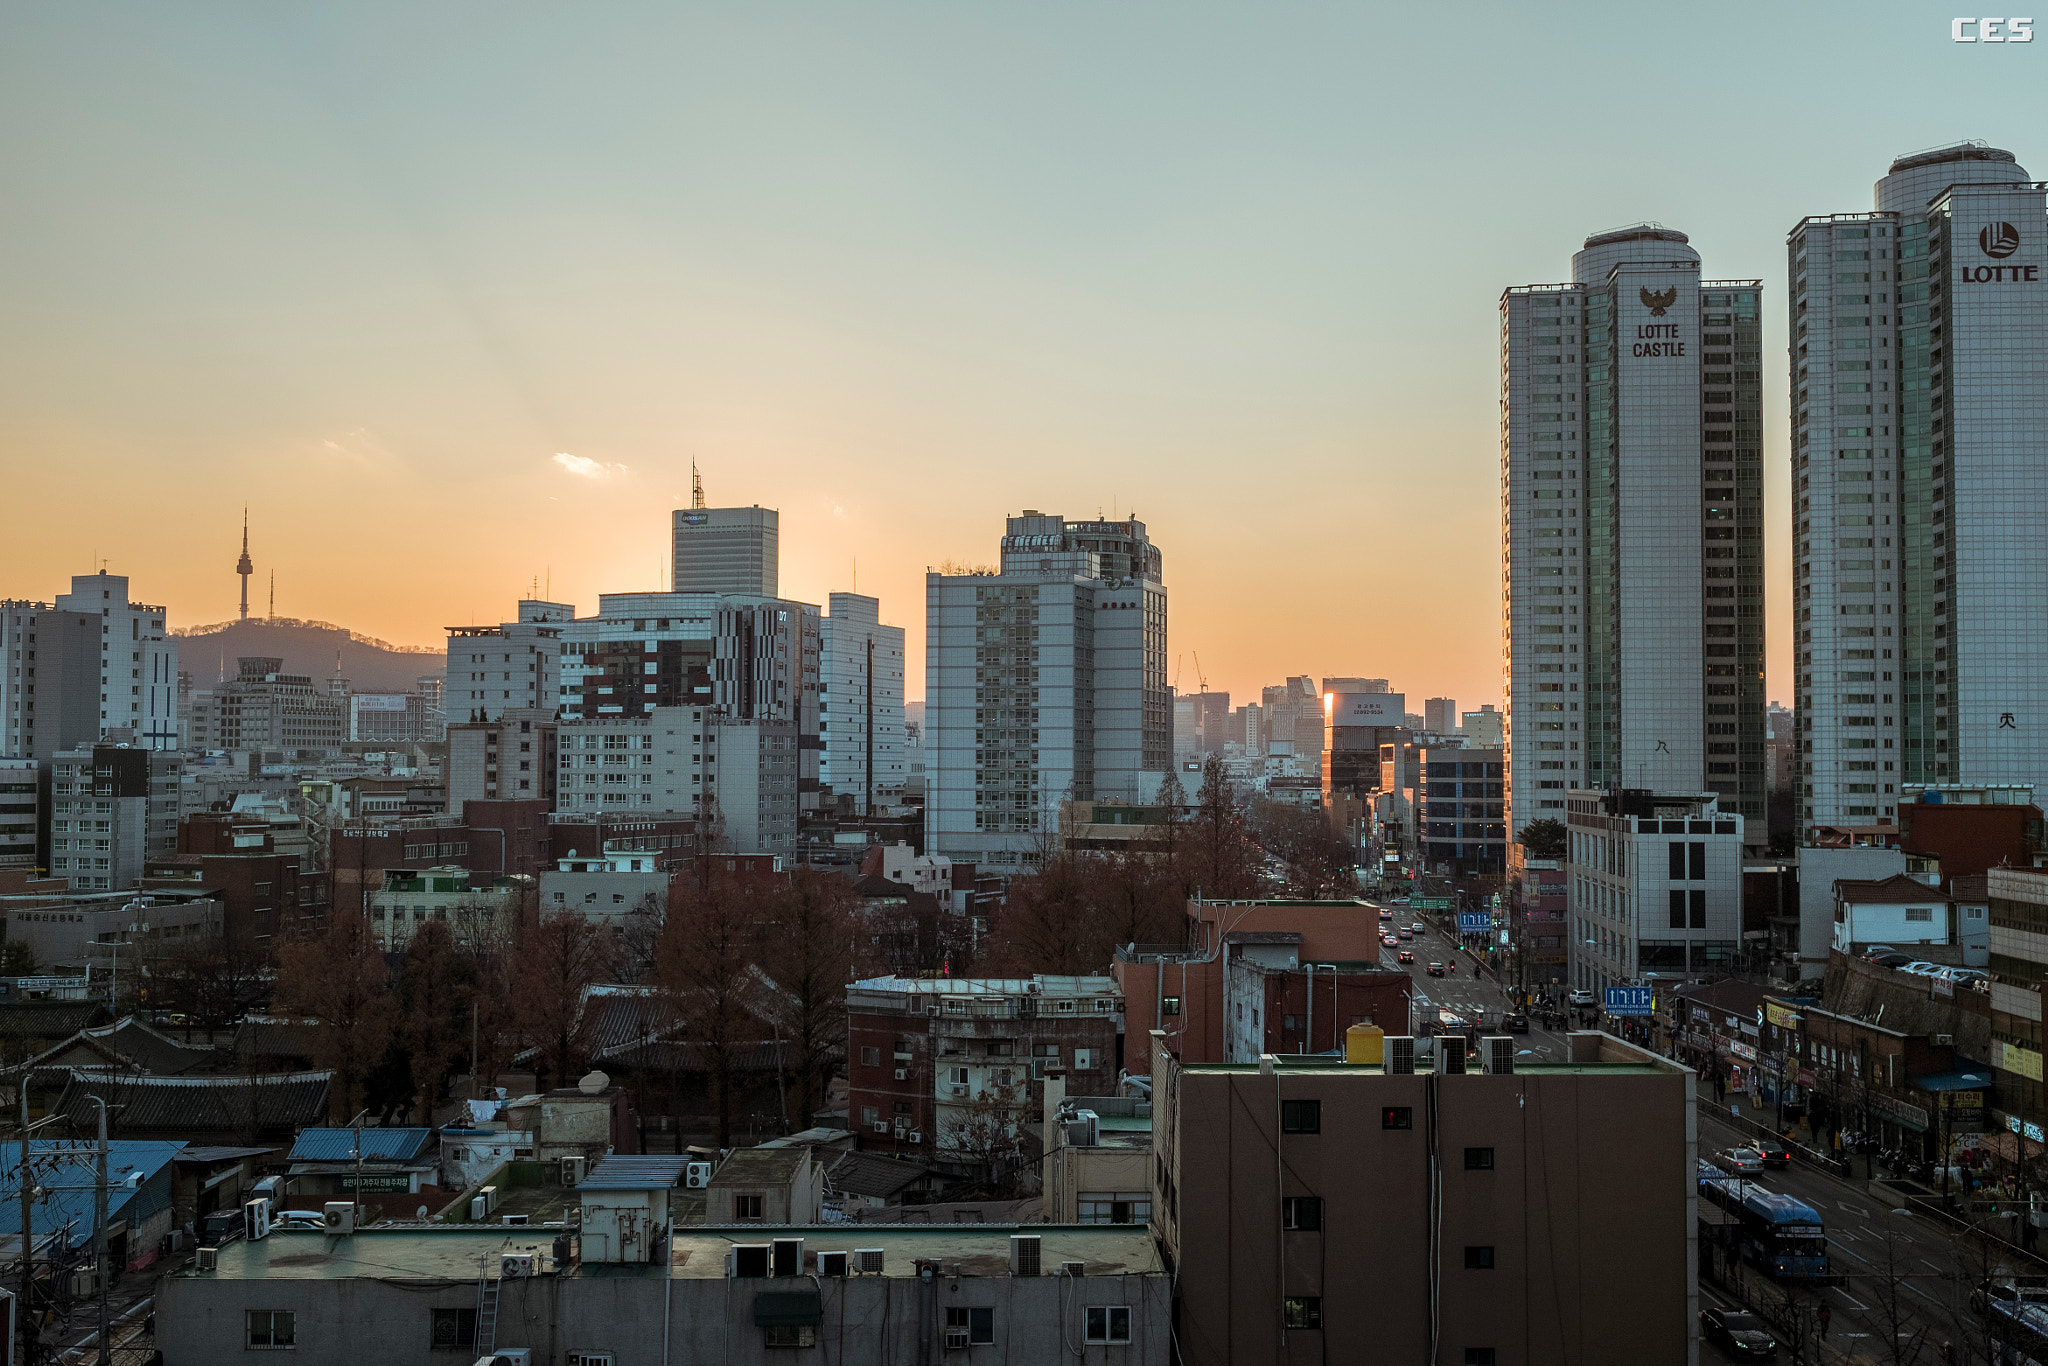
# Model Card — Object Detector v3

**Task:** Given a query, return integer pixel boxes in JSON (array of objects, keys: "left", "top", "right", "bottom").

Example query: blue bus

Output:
[{"left": 1697, "top": 1164, "right": 1831, "bottom": 1282}]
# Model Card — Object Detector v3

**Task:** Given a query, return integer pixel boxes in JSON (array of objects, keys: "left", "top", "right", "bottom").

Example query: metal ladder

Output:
[{"left": 476, "top": 1255, "right": 502, "bottom": 1354}]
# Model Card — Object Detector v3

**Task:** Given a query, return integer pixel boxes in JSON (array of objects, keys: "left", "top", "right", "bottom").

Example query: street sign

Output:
[
  {"left": 1412, "top": 897, "right": 1453, "bottom": 911},
  {"left": 1457, "top": 912, "right": 1492, "bottom": 933},
  {"left": 1604, "top": 986, "right": 1653, "bottom": 1017}
]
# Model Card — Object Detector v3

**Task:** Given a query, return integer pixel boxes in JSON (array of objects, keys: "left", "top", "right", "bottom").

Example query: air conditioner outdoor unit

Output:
[
  {"left": 908, "top": 1131, "right": 922, "bottom": 1145},
  {"left": 1060, "top": 1260, "right": 1086, "bottom": 1277},
  {"left": 1009, "top": 1234, "right": 1041, "bottom": 1276},
  {"left": 487, "top": 1352, "right": 533, "bottom": 1366},
  {"left": 195, "top": 1246, "right": 219, "bottom": 1272},
  {"left": 818, "top": 1250, "right": 850, "bottom": 1277},
  {"left": 502, "top": 1214, "right": 530, "bottom": 1227},
  {"left": 1439, "top": 1042, "right": 1467, "bottom": 1075},
  {"left": 1026, "top": 982, "right": 1043, "bottom": 994},
  {"left": 561, "top": 1156, "right": 587, "bottom": 1187},
  {"left": 728, "top": 1244, "right": 772, "bottom": 1278},
  {"left": 1484, "top": 1037, "right": 1515, "bottom": 1075},
  {"left": 894, "top": 1069, "right": 909, "bottom": 1081},
  {"left": 949, "top": 1084, "right": 970, "bottom": 1098},
  {"left": 855, "top": 1248, "right": 885, "bottom": 1275},
  {"left": 323, "top": 1202, "right": 356, "bottom": 1237},
  {"left": 500, "top": 1253, "right": 536, "bottom": 1278},
  {"left": 1385, "top": 1036, "right": 1416, "bottom": 1075},
  {"left": 772, "top": 1237, "right": 804, "bottom": 1278},
  {"left": 871, "top": 1120, "right": 889, "bottom": 1133},
  {"left": 1932, "top": 1033, "right": 1955, "bottom": 1047},
  {"left": 71, "top": 1264, "right": 99, "bottom": 1298},
  {"left": 685, "top": 1162, "right": 713, "bottom": 1189},
  {"left": 245, "top": 1197, "right": 272, "bottom": 1241},
  {"left": 946, "top": 1330, "right": 971, "bottom": 1350}
]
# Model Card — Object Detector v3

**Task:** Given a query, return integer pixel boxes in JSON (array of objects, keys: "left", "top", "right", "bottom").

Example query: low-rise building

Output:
[
  {"left": 1567, "top": 788, "right": 1745, "bottom": 993},
  {"left": 1832, "top": 872, "right": 1955, "bottom": 957},
  {"left": 366, "top": 866, "right": 523, "bottom": 950},
  {"left": 285, "top": 1127, "right": 439, "bottom": 1199},
  {"left": 0, "top": 757, "right": 39, "bottom": 873},
  {"left": 539, "top": 843, "right": 669, "bottom": 923},
  {"left": 703, "top": 1146, "right": 826, "bottom": 1225},
  {"left": 1040, "top": 1071, "right": 1151, "bottom": 1226}
]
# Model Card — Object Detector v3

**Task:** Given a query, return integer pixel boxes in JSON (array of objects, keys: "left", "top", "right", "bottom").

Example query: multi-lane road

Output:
[{"left": 1357, "top": 895, "right": 2022, "bottom": 1362}]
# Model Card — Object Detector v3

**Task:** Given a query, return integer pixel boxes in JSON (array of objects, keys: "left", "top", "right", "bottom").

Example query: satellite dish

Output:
[
  {"left": 577, "top": 1070, "right": 609, "bottom": 1095},
  {"left": 416, "top": 1205, "right": 429, "bottom": 1220}
]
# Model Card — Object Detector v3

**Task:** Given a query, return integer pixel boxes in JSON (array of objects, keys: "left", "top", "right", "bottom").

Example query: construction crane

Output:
[
  {"left": 1173, "top": 655, "right": 1182, "bottom": 692},
  {"left": 1191, "top": 652, "right": 1209, "bottom": 694}
]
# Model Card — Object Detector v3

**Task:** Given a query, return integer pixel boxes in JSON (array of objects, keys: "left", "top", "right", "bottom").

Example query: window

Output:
[
  {"left": 1465, "top": 1352, "right": 1497, "bottom": 1366},
  {"left": 861, "top": 1046, "right": 880, "bottom": 1067},
  {"left": 1668, "top": 890, "right": 1685, "bottom": 929},
  {"left": 734, "top": 1193, "right": 764, "bottom": 1220},
  {"left": 246, "top": 1310, "right": 296, "bottom": 1348},
  {"left": 1381, "top": 1106, "right": 1413, "bottom": 1131},
  {"left": 763, "top": 1326, "right": 816, "bottom": 1348},
  {"left": 1283, "top": 1196, "right": 1322, "bottom": 1230},
  {"left": 1161, "top": 995, "right": 1181, "bottom": 1016},
  {"left": 1283, "top": 1297, "right": 1323, "bottom": 1330},
  {"left": 946, "top": 1306, "right": 995, "bottom": 1345},
  {"left": 431, "top": 1307, "right": 477, "bottom": 1350},
  {"left": 1464, "top": 1147, "right": 1494, "bottom": 1171},
  {"left": 1905, "top": 907, "right": 1932, "bottom": 922},
  {"left": 1464, "top": 1246, "right": 1495, "bottom": 1270},
  {"left": 1668, "top": 841, "right": 1685, "bottom": 879},
  {"left": 1086, "top": 1305, "right": 1133, "bottom": 1344},
  {"left": 1690, "top": 842, "right": 1706, "bottom": 880},
  {"left": 1078, "top": 1196, "right": 1150, "bottom": 1224},
  {"left": 1281, "top": 1099, "right": 1321, "bottom": 1134},
  {"left": 1690, "top": 889, "right": 1706, "bottom": 929}
]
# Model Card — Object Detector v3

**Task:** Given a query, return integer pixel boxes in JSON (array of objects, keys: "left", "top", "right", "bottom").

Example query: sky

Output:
[{"left": 1, "top": 2, "right": 2040, "bottom": 709}]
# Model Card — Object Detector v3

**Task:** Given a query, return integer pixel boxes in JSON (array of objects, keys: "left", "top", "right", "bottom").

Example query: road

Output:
[{"left": 1358, "top": 894, "right": 2022, "bottom": 1363}]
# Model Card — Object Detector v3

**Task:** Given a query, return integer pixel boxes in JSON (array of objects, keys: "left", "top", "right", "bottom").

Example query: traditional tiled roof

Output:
[
  {"left": 1836, "top": 874, "right": 1948, "bottom": 905},
  {"left": 4, "top": 1015, "right": 216, "bottom": 1079},
  {"left": 0, "top": 1002, "right": 111, "bottom": 1038},
  {"left": 53, "top": 1068, "right": 330, "bottom": 1138},
  {"left": 599, "top": 1039, "right": 796, "bottom": 1073},
  {"left": 825, "top": 1149, "right": 931, "bottom": 1200},
  {"left": 708, "top": 1146, "right": 810, "bottom": 1188}
]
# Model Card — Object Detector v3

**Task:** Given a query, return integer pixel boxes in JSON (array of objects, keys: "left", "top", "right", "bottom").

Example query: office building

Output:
[
  {"left": 185, "top": 658, "right": 348, "bottom": 755},
  {"left": 0, "top": 574, "right": 180, "bottom": 760},
  {"left": 819, "top": 592, "right": 907, "bottom": 813},
  {"left": 1425, "top": 697, "right": 1457, "bottom": 734},
  {"left": 1566, "top": 788, "right": 1745, "bottom": 992},
  {"left": 926, "top": 512, "right": 1169, "bottom": 868},
  {"left": 47, "top": 743, "right": 183, "bottom": 892},
  {"left": 445, "top": 600, "right": 572, "bottom": 722},
  {"left": 1460, "top": 704, "right": 1504, "bottom": 748},
  {"left": 1788, "top": 143, "right": 2048, "bottom": 835},
  {"left": 1321, "top": 691, "right": 1405, "bottom": 807},
  {"left": 446, "top": 710, "right": 558, "bottom": 813},
  {"left": 1152, "top": 1029, "right": 1697, "bottom": 1366},
  {"left": 0, "top": 757, "right": 40, "bottom": 872},
  {"left": 1418, "top": 746, "right": 1506, "bottom": 873},
  {"left": 1501, "top": 229, "right": 1766, "bottom": 845},
  {"left": 673, "top": 504, "right": 779, "bottom": 598},
  {"left": 347, "top": 690, "right": 444, "bottom": 744}
]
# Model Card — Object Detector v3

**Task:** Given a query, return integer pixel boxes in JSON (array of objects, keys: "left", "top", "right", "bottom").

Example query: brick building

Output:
[{"left": 844, "top": 976, "right": 1122, "bottom": 1172}]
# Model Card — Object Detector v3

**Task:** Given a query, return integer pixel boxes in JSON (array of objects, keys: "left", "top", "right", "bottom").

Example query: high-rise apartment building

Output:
[
  {"left": 672, "top": 505, "right": 778, "bottom": 598},
  {"left": 927, "top": 512, "right": 1168, "bottom": 868},
  {"left": 1501, "top": 227, "right": 1766, "bottom": 842},
  {"left": 445, "top": 600, "right": 572, "bottom": 722},
  {"left": 48, "top": 743, "right": 182, "bottom": 892},
  {"left": 1789, "top": 143, "right": 2048, "bottom": 836},
  {"left": 0, "top": 757, "right": 39, "bottom": 872},
  {"left": 0, "top": 575, "right": 179, "bottom": 760},
  {"left": 819, "top": 592, "right": 907, "bottom": 814},
  {"left": 185, "top": 657, "right": 348, "bottom": 754}
]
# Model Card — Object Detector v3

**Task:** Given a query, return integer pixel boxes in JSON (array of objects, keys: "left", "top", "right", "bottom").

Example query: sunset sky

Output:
[{"left": 1, "top": 3, "right": 2032, "bottom": 708}]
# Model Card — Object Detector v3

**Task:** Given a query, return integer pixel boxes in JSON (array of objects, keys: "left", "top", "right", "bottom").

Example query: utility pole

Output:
[{"left": 89, "top": 1095, "right": 110, "bottom": 1366}]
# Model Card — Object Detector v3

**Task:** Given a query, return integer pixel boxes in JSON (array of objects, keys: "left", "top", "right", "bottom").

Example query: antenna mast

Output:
[{"left": 692, "top": 459, "right": 706, "bottom": 510}]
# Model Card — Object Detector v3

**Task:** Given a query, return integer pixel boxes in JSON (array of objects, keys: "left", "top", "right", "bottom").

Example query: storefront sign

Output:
[
  {"left": 334, "top": 1173, "right": 415, "bottom": 1193},
  {"left": 1765, "top": 1003, "right": 1802, "bottom": 1030},
  {"left": 1729, "top": 1041, "right": 1757, "bottom": 1063},
  {"left": 2000, "top": 1041, "right": 2045, "bottom": 1082},
  {"left": 1870, "top": 1093, "right": 1930, "bottom": 1131},
  {"left": 1939, "top": 1091, "right": 1987, "bottom": 1132}
]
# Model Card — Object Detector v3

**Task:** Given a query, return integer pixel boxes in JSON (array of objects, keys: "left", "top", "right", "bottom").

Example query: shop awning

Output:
[
  {"left": 1914, "top": 1070, "right": 1994, "bottom": 1093},
  {"left": 753, "top": 1291, "right": 824, "bottom": 1328}
]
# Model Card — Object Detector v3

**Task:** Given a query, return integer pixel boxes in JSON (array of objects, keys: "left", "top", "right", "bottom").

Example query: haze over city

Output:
[{"left": 3, "top": 2, "right": 2031, "bottom": 706}]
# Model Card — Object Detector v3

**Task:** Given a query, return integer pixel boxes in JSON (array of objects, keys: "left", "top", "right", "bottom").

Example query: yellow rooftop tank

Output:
[{"left": 1345, "top": 1022, "right": 1385, "bottom": 1066}]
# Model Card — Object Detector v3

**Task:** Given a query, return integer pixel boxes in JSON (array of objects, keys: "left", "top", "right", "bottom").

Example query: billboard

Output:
[
  {"left": 1326, "top": 692, "right": 1406, "bottom": 724},
  {"left": 353, "top": 694, "right": 410, "bottom": 712}
]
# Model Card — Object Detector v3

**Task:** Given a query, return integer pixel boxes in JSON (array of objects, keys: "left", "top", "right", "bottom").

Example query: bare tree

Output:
[
  {"left": 940, "top": 1077, "right": 1031, "bottom": 1197},
  {"left": 509, "top": 912, "right": 606, "bottom": 1092},
  {"left": 274, "top": 911, "right": 394, "bottom": 1121},
  {"left": 755, "top": 870, "right": 855, "bottom": 1129},
  {"left": 1176, "top": 755, "right": 1261, "bottom": 901},
  {"left": 657, "top": 872, "right": 763, "bottom": 1148},
  {"left": 397, "top": 919, "right": 471, "bottom": 1122}
]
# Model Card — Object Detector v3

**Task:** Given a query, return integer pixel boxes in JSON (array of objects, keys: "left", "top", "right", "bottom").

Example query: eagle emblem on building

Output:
[{"left": 1640, "top": 287, "right": 1678, "bottom": 317}]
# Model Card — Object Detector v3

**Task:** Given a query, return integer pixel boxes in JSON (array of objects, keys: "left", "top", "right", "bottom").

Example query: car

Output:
[
  {"left": 1568, "top": 988, "right": 1596, "bottom": 1007},
  {"left": 1901, "top": 961, "right": 1942, "bottom": 977},
  {"left": 1378, "top": 909, "right": 1393, "bottom": 921},
  {"left": 1719, "top": 1146, "right": 1765, "bottom": 1176},
  {"left": 1936, "top": 966, "right": 1989, "bottom": 984},
  {"left": 1427, "top": 962, "right": 1446, "bottom": 977},
  {"left": 1411, "top": 922, "right": 1425, "bottom": 934},
  {"left": 1382, "top": 935, "right": 1399, "bottom": 947},
  {"left": 1398, "top": 929, "right": 1414, "bottom": 940},
  {"left": 1754, "top": 1141, "right": 1792, "bottom": 1168},
  {"left": 1871, "top": 952, "right": 1914, "bottom": 969},
  {"left": 1699, "top": 1307, "right": 1778, "bottom": 1360},
  {"left": 1398, "top": 950, "right": 1415, "bottom": 964},
  {"left": 197, "top": 1209, "right": 243, "bottom": 1247},
  {"left": 1862, "top": 943, "right": 1899, "bottom": 958},
  {"left": 1502, "top": 1013, "right": 1530, "bottom": 1035}
]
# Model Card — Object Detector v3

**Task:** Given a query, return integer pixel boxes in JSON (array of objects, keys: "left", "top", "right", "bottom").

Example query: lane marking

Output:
[{"left": 1838, "top": 1293, "right": 1869, "bottom": 1311}]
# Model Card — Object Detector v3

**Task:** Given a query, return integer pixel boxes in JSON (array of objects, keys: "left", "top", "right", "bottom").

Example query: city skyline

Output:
[{"left": 3, "top": 4, "right": 2038, "bottom": 709}]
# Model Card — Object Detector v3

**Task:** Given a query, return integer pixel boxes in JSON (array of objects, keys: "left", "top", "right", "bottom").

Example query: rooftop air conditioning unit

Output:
[
  {"left": 245, "top": 1198, "right": 272, "bottom": 1241},
  {"left": 728, "top": 1244, "right": 772, "bottom": 1278},
  {"left": 855, "top": 1248, "right": 885, "bottom": 1275},
  {"left": 908, "top": 1131, "right": 922, "bottom": 1145},
  {"left": 1066, "top": 1112, "right": 1099, "bottom": 1147},
  {"left": 685, "top": 1162, "right": 713, "bottom": 1189},
  {"left": 772, "top": 1237, "right": 805, "bottom": 1278},
  {"left": 488, "top": 1352, "right": 533, "bottom": 1366},
  {"left": 480, "top": 1185, "right": 500, "bottom": 1214},
  {"left": 1932, "top": 1033, "right": 1955, "bottom": 1047},
  {"left": 195, "top": 1246, "right": 219, "bottom": 1272},
  {"left": 1061, "top": 1260, "right": 1086, "bottom": 1277},
  {"left": 946, "top": 1330, "right": 971, "bottom": 1350},
  {"left": 1009, "top": 1234, "right": 1042, "bottom": 1277},
  {"left": 1484, "top": 1037, "right": 1515, "bottom": 1075},
  {"left": 818, "top": 1250, "right": 850, "bottom": 1277},
  {"left": 894, "top": 1069, "right": 909, "bottom": 1081},
  {"left": 502, "top": 1214, "right": 530, "bottom": 1227},
  {"left": 1026, "top": 982, "right": 1043, "bottom": 994},
  {"left": 1439, "top": 1042, "right": 1468, "bottom": 1075},
  {"left": 500, "top": 1253, "right": 536, "bottom": 1278},
  {"left": 561, "top": 1156, "right": 587, "bottom": 1187},
  {"left": 1386, "top": 1036, "right": 1416, "bottom": 1075},
  {"left": 323, "top": 1202, "right": 356, "bottom": 1237}
]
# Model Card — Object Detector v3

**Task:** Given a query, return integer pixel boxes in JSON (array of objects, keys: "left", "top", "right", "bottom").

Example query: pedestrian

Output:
[{"left": 1817, "top": 1302, "right": 1831, "bottom": 1340}]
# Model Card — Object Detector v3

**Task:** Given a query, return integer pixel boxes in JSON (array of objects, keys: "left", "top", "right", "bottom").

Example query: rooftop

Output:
[
  {"left": 288, "top": 1127, "right": 434, "bottom": 1165},
  {"left": 183, "top": 1223, "right": 1164, "bottom": 1281},
  {"left": 579, "top": 1155, "right": 695, "bottom": 1192},
  {"left": 850, "top": 976, "right": 1117, "bottom": 997},
  {"left": 706, "top": 1148, "right": 810, "bottom": 1188},
  {"left": 1835, "top": 874, "right": 1946, "bottom": 905}
]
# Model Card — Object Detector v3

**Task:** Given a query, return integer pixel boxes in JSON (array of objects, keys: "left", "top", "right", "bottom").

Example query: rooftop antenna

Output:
[
  {"left": 692, "top": 459, "right": 705, "bottom": 510},
  {"left": 268, "top": 569, "right": 275, "bottom": 621}
]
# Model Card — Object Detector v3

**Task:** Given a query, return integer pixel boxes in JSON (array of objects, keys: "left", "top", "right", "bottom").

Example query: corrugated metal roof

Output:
[
  {"left": 0, "top": 1140, "right": 184, "bottom": 1244},
  {"left": 579, "top": 1155, "right": 694, "bottom": 1191},
  {"left": 288, "top": 1127, "right": 433, "bottom": 1163}
]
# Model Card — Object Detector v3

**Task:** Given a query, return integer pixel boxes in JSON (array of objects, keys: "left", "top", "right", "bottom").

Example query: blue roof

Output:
[
  {"left": 0, "top": 1140, "right": 183, "bottom": 1244},
  {"left": 288, "top": 1128, "right": 433, "bottom": 1164},
  {"left": 1740, "top": 1187, "right": 1823, "bottom": 1227}
]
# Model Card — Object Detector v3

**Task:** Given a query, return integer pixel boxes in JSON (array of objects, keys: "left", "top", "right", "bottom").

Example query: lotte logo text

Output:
[{"left": 1953, "top": 16, "right": 2036, "bottom": 39}]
